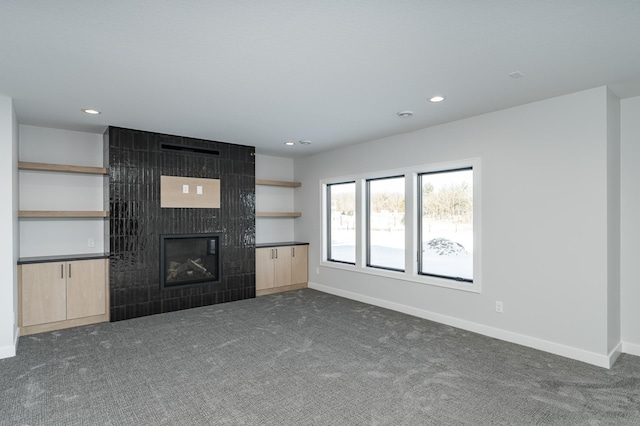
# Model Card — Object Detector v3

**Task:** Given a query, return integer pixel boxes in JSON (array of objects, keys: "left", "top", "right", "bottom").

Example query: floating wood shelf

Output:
[
  {"left": 256, "top": 212, "right": 302, "bottom": 218},
  {"left": 255, "top": 179, "right": 301, "bottom": 188},
  {"left": 19, "top": 211, "right": 109, "bottom": 218},
  {"left": 255, "top": 178, "right": 301, "bottom": 218},
  {"left": 19, "top": 161, "right": 108, "bottom": 175}
]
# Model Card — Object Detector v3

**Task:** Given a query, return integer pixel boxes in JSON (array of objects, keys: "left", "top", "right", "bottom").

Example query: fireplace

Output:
[
  {"left": 108, "top": 127, "right": 255, "bottom": 321},
  {"left": 160, "top": 233, "right": 222, "bottom": 290}
]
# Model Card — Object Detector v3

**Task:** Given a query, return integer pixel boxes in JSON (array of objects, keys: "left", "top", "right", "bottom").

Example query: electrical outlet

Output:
[
  {"left": 495, "top": 301, "right": 504, "bottom": 313},
  {"left": 316, "top": 267, "right": 320, "bottom": 275},
  {"left": 88, "top": 238, "right": 95, "bottom": 248}
]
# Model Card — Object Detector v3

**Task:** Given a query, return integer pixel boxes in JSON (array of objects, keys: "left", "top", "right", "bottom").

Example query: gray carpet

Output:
[{"left": 1, "top": 289, "right": 639, "bottom": 425}]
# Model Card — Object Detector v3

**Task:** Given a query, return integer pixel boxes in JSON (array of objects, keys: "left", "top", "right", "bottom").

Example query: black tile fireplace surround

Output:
[{"left": 107, "top": 127, "right": 256, "bottom": 321}]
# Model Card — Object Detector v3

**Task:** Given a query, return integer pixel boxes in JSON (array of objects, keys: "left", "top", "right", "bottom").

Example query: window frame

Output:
[
  {"left": 417, "top": 167, "right": 474, "bottom": 283},
  {"left": 320, "top": 158, "right": 481, "bottom": 293},
  {"left": 326, "top": 181, "right": 357, "bottom": 265},
  {"left": 366, "top": 175, "right": 406, "bottom": 272}
]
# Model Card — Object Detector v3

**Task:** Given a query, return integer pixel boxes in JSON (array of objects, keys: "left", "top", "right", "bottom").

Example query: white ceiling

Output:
[{"left": 1, "top": 1, "right": 640, "bottom": 158}]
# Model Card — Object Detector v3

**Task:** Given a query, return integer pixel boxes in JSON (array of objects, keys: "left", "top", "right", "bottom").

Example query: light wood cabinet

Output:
[
  {"left": 291, "top": 245, "right": 308, "bottom": 285},
  {"left": 19, "top": 258, "right": 109, "bottom": 335},
  {"left": 256, "top": 244, "right": 308, "bottom": 296},
  {"left": 20, "top": 262, "right": 67, "bottom": 326},
  {"left": 66, "top": 259, "right": 107, "bottom": 320},
  {"left": 274, "top": 247, "right": 292, "bottom": 287},
  {"left": 256, "top": 248, "right": 277, "bottom": 290}
]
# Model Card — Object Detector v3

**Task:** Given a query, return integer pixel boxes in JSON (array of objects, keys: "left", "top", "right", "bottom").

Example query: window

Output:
[
  {"left": 419, "top": 168, "right": 473, "bottom": 282},
  {"left": 327, "top": 182, "right": 356, "bottom": 264},
  {"left": 321, "top": 159, "right": 479, "bottom": 293},
  {"left": 367, "top": 176, "right": 405, "bottom": 271}
]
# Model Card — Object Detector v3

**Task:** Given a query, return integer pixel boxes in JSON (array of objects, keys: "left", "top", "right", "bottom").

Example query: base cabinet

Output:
[
  {"left": 19, "top": 258, "right": 109, "bottom": 335},
  {"left": 256, "top": 245, "right": 308, "bottom": 296},
  {"left": 291, "top": 245, "right": 308, "bottom": 285},
  {"left": 20, "top": 262, "right": 67, "bottom": 327}
]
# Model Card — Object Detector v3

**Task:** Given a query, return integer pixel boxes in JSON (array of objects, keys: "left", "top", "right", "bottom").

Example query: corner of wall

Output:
[
  {"left": 620, "top": 95, "right": 640, "bottom": 351},
  {"left": 606, "top": 88, "right": 621, "bottom": 354},
  {"left": 0, "top": 95, "right": 19, "bottom": 359}
]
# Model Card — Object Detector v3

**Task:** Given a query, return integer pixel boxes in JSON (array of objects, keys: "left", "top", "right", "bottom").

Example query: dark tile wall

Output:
[{"left": 105, "top": 127, "right": 256, "bottom": 321}]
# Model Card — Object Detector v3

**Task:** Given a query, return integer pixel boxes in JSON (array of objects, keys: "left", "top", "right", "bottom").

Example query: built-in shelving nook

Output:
[
  {"left": 17, "top": 126, "right": 111, "bottom": 336},
  {"left": 18, "top": 161, "right": 109, "bottom": 218},
  {"left": 255, "top": 179, "right": 301, "bottom": 217}
]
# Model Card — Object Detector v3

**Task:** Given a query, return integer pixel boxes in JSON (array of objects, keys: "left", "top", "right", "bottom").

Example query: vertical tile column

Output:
[{"left": 107, "top": 127, "right": 256, "bottom": 321}]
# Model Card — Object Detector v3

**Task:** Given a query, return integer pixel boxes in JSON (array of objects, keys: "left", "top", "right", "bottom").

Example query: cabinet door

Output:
[
  {"left": 274, "top": 246, "right": 292, "bottom": 287},
  {"left": 256, "top": 248, "right": 276, "bottom": 290},
  {"left": 21, "top": 263, "right": 67, "bottom": 326},
  {"left": 291, "top": 245, "right": 308, "bottom": 285},
  {"left": 66, "top": 259, "right": 107, "bottom": 320}
]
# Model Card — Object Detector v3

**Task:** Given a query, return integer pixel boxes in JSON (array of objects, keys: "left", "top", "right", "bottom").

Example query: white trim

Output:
[
  {"left": 0, "top": 346, "right": 16, "bottom": 359},
  {"left": 622, "top": 341, "right": 640, "bottom": 358},
  {"left": 309, "top": 281, "right": 612, "bottom": 368},
  {"left": 319, "top": 158, "right": 481, "bottom": 294},
  {"left": 607, "top": 342, "right": 623, "bottom": 368},
  {"left": 0, "top": 327, "right": 18, "bottom": 359}
]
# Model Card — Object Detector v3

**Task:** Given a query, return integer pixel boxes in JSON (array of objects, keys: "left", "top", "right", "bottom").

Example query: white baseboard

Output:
[
  {"left": 608, "top": 342, "right": 623, "bottom": 368},
  {"left": 622, "top": 341, "right": 640, "bottom": 357},
  {"left": 0, "top": 326, "right": 18, "bottom": 359},
  {"left": 309, "top": 282, "right": 613, "bottom": 368}
]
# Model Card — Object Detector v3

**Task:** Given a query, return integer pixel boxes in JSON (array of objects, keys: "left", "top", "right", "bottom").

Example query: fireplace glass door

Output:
[{"left": 160, "top": 233, "right": 221, "bottom": 289}]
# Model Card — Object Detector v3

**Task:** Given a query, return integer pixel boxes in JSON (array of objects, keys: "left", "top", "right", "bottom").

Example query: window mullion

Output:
[
  {"left": 405, "top": 172, "right": 417, "bottom": 276},
  {"left": 355, "top": 178, "right": 366, "bottom": 268}
]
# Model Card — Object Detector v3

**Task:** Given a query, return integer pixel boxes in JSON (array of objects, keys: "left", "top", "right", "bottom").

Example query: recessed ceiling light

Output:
[
  {"left": 298, "top": 140, "right": 312, "bottom": 145},
  {"left": 429, "top": 96, "right": 445, "bottom": 103},
  {"left": 284, "top": 141, "right": 295, "bottom": 146},
  {"left": 397, "top": 110, "right": 414, "bottom": 118},
  {"left": 82, "top": 109, "right": 101, "bottom": 115}
]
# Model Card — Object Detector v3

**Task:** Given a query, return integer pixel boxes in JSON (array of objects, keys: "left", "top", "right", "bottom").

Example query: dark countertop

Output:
[
  {"left": 18, "top": 252, "right": 110, "bottom": 265},
  {"left": 19, "top": 244, "right": 309, "bottom": 262},
  {"left": 255, "top": 241, "right": 309, "bottom": 248}
]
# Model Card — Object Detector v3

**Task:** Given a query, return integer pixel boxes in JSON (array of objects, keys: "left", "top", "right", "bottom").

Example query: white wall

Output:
[
  {"left": 255, "top": 154, "right": 296, "bottom": 243},
  {"left": 606, "top": 89, "right": 621, "bottom": 357},
  {"left": 295, "top": 87, "right": 616, "bottom": 366},
  {"left": 620, "top": 95, "right": 640, "bottom": 356},
  {"left": 0, "top": 96, "right": 19, "bottom": 359},
  {"left": 19, "top": 125, "right": 105, "bottom": 257}
]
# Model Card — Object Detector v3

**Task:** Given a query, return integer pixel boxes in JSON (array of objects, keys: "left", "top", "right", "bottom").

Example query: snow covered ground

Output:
[{"left": 329, "top": 221, "right": 473, "bottom": 280}]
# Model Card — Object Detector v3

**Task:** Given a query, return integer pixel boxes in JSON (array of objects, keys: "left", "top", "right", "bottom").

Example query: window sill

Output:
[{"left": 320, "top": 260, "right": 480, "bottom": 293}]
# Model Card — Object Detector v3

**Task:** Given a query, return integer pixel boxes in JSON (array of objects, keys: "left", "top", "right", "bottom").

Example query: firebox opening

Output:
[{"left": 160, "top": 233, "right": 222, "bottom": 290}]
